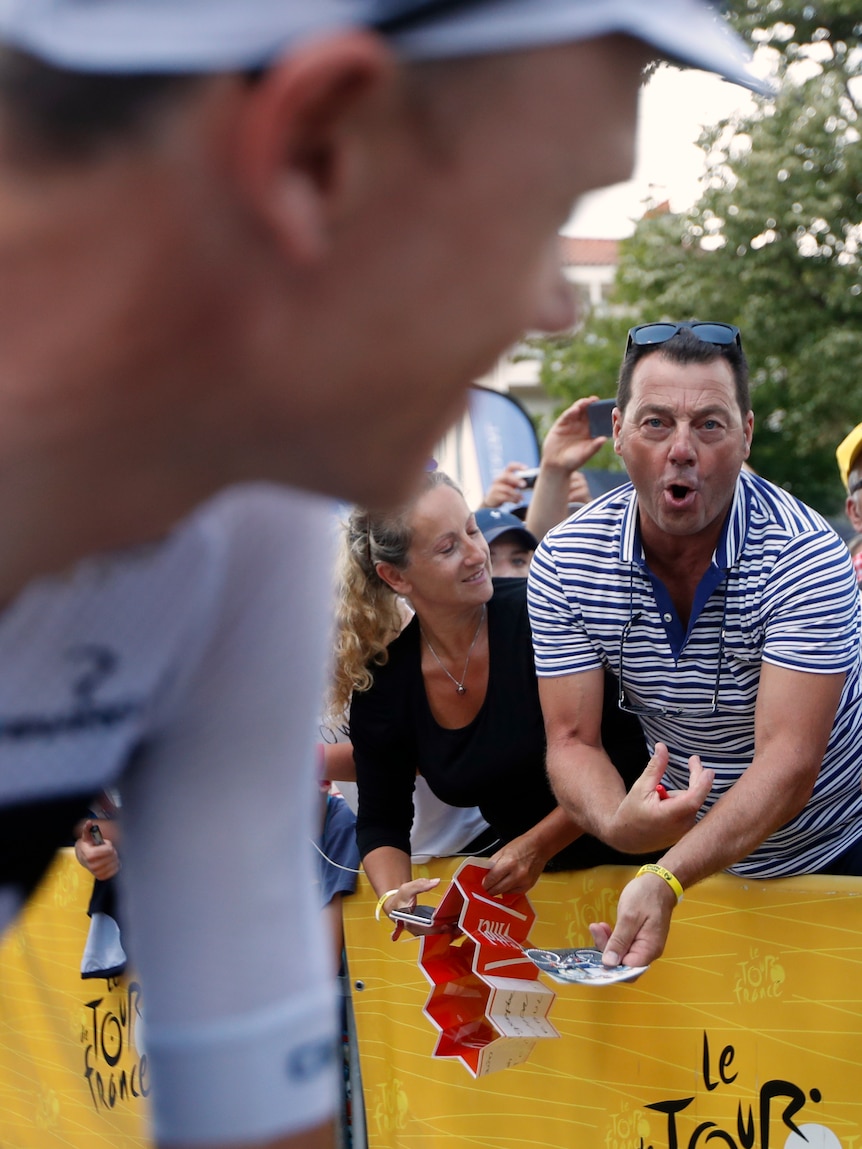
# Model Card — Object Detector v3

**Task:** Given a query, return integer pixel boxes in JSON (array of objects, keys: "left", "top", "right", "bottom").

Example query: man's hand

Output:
[
  {"left": 567, "top": 470, "right": 592, "bottom": 506},
  {"left": 483, "top": 834, "right": 546, "bottom": 895},
  {"left": 589, "top": 869, "right": 678, "bottom": 968},
  {"left": 606, "top": 743, "right": 714, "bottom": 852},
  {"left": 525, "top": 398, "right": 606, "bottom": 539},
  {"left": 539, "top": 396, "right": 607, "bottom": 474},
  {"left": 75, "top": 820, "right": 121, "bottom": 881}
]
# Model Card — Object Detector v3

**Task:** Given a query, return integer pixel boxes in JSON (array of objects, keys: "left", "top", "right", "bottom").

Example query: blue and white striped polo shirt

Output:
[{"left": 528, "top": 470, "right": 862, "bottom": 877}]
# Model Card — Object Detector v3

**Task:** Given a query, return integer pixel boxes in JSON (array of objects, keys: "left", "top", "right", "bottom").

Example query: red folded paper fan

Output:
[{"left": 417, "top": 858, "right": 558, "bottom": 1077}]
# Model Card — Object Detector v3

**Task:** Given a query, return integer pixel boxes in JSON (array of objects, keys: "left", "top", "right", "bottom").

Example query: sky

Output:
[{"left": 565, "top": 63, "right": 757, "bottom": 239}]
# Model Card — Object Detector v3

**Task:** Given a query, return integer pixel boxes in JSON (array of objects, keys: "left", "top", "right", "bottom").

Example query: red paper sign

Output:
[{"left": 417, "top": 858, "right": 558, "bottom": 1077}]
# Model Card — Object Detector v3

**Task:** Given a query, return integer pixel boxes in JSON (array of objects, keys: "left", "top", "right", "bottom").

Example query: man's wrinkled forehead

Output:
[
  {"left": 0, "top": 0, "right": 769, "bottom": 95},
  {"left": 629, "top": 353, "right": 740, "bottom": 409}
]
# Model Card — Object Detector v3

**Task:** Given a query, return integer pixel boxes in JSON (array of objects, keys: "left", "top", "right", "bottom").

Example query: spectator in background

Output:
[
  {"left": 836, "top": 422, "right": 862, "bottom": 585},
  {"left": 73, "top": 792, "right": 126, "bottom": 980},
  {"left": 480, "top": 459, "right": 592, "bottom": 515},
  {"left": 315, "top": 780, "right": 361, "bottom": 971},
  {"left": 525, "top": 396, "right": 613, "bottom": 540},
  {"left": 475, "top": 507, "right": 538, "bottom": 577},
  {"left": 848, "top": 535, "right": 862, "bottom": 580},
  {"left": 477, "top": 398, "right": 602, "bottom": 530},
  {"left": 312, "top": 778, "right": 359, "bottom": 1149}
]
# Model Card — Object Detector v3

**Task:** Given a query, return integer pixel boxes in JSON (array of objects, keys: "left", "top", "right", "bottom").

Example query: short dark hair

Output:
[
  {"left": 0, "top": 43, "right": 480, "bottom": 169},
  {"left": 616, "top": 324, "right": 751, "bottom": 418},
  {"left": 0, "top": 47, "right": 204, "bottom": 160}
]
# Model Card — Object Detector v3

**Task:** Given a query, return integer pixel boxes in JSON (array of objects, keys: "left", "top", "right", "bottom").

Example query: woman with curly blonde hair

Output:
[
  {"left": 329, "top": 480, "right": 431, "bottom": 722},
  {"left": 335, "top": 470, "right": 651, "bottom": 928}
]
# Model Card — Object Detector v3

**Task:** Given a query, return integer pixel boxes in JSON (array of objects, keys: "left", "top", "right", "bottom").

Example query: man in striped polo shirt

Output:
[{"left": 528, "top": 322, "right": 862, "bottom": 971}]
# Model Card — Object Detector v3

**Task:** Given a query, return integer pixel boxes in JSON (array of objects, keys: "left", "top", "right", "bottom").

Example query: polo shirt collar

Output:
[{"left": 715, "top": 471, "right": 751, "bottom": 570}]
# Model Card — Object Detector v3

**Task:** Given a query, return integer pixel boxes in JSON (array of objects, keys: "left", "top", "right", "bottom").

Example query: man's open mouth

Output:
[{"left": 665, "top": 483, "right": 697, "bottom": 507}]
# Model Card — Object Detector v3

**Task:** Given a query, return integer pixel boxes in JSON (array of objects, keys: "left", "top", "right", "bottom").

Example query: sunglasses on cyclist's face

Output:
[{"left": 625, "top": 322, "right": 742, "bottom": 355}]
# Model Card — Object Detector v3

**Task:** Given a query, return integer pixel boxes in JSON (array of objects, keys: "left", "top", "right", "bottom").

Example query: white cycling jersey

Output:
[{"left": 0, "top": 483, "right": 339, "bottom": 1145}]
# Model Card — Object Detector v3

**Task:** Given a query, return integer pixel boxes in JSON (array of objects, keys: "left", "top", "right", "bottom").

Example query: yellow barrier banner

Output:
[
  {"left": 0, "top": 849, "right": 151, "bottom": 1149},
  {"left": 343, "top": 860, "right": 862, "bottom": 1149},
  {"left": 5, "top": 851, "right": 862, "bottom": 1149}
]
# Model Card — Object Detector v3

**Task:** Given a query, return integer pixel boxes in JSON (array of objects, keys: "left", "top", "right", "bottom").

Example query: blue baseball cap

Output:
[
  {"left": 0, "top": 0, "right": 770, "bottom": 96},
  {"left": 475, "top": 507, "right": 538, "bottom": 550}
]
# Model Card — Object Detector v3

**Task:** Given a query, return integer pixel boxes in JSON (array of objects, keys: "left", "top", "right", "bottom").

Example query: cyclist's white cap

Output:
[{"left": 0, "top": 0, "right": 771, "bottom": 96}]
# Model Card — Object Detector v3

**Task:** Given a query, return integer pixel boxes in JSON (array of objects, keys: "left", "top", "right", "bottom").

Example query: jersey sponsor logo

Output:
[
  {"left": 285, "top": 1036, "right": 336, "bottom": 1083},
  {"left": 0, "top": 645, "right": 141, "bottom": 741}
]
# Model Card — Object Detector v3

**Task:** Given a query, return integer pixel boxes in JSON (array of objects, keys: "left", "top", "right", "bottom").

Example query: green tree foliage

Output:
[{"left": 535, "top": 0, "right": 862, "bottom": 512}]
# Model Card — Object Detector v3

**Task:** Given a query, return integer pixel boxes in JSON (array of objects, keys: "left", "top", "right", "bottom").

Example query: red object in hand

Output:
[{"left": 655, "top": 784, "right": 669, "bottom": 801}]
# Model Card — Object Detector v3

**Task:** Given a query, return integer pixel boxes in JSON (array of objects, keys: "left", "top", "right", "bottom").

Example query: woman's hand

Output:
[
  {"left": 482, "top": 834, "right": 546, "bottom": 895},
  {"left": 380, "top": 876, "right": 441, "bottom": 937}
]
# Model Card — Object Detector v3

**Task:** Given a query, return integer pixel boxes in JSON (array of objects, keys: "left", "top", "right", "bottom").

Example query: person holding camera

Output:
[
  {"left": 523, "top": 395, "right": 617, "bottom": 540},
  {"left": 478, "top": 397, "right": 609, "bottom": 538}
]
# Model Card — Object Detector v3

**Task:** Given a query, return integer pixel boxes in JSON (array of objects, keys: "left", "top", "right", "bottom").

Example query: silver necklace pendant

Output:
[{"left": 421, "top": 604, "right": 485, "bottom": 697}]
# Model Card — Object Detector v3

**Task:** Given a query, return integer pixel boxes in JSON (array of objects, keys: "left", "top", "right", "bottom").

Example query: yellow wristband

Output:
[
  {"left": 374, "top": 889, "right": 400, "bottom": 922},
  {"left": 636, "top": 863, "right": 684, "bottom": 904}
]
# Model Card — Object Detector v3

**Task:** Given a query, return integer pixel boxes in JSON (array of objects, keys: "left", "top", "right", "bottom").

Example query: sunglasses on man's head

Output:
[{"left": 625, "top": 322, "right": 742, "bottom": 355}]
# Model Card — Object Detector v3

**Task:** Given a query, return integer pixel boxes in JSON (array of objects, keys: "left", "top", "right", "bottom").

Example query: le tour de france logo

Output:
[
  {"left": 619, "top": 1031, "right": 842, "bottom": 1149},
  {"left": 81, "top": 978, "right": 149, "bottom": 1113}
]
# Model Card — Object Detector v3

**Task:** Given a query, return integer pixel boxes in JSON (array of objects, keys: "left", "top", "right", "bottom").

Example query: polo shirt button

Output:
[{"left": 663, "top": 613, "right": 672, "bottom": 622}]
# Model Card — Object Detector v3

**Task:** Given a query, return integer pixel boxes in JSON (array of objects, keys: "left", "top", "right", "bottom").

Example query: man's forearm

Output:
[
  {"left": 600, "top": 667, "right": 841, "bottom": 970},
  {"left": 658, "top": 750, "right": 819, "bottom": 890},
  {"left": 525, "top": 463, "right": 571, "bottom": 543},
  {"left": 545, "top": 737, "right": 627, "bottom": 842},
  {"left": 594, "top": 759, "right": 805, "bottom": 970}
]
